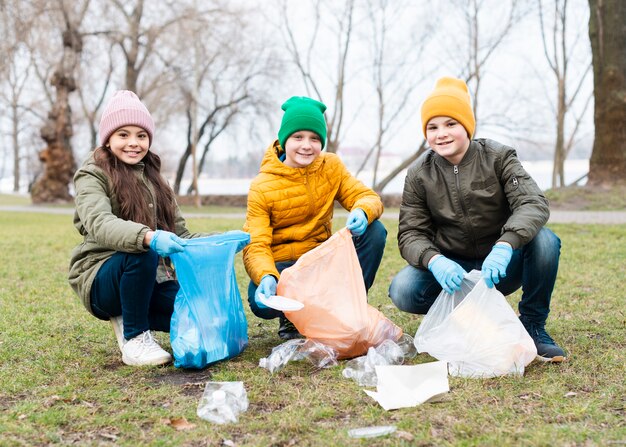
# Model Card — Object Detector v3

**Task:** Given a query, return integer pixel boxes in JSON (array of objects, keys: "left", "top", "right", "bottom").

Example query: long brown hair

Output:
[{"left": 94, "top": 146, "right": 177, "bottom": 232}]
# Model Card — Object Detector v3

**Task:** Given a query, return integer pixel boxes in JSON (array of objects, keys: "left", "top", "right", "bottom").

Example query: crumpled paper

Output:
[{"left": 363, "top": 361, "right": 449, "bottom": 410}]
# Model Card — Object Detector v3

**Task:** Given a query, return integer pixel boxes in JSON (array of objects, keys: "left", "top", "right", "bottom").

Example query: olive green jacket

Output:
[
  {"left": 68, "top": 152, "right": 200, "bottom": 315},
  {"left": 398, "top": 138, "right": 550, "bottom": 269}
]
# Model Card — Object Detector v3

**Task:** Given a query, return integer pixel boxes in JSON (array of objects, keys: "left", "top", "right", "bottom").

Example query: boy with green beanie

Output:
[
  {"left": 243, "top": 96, "right": 387, "bottom": 339},
  {"left": 389, "top": 77, "right": 566, "bottom": 362}
]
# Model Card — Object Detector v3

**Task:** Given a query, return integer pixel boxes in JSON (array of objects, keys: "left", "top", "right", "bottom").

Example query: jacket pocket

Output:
[{"left": 470, "top": 177, "right": 497, "bottom": 191}]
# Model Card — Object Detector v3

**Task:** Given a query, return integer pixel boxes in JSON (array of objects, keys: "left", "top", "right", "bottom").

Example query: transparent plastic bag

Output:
[
  {"left": 278, "top": 228, "right": 403, "bottom": 359},
  {"left": 259, "top": 339, "right": 338, "bottom": 373},
  {"left": 197, "top": 381, "right": 248, "bottom": 424},
  {"left": 170, "top": 231, "right": 250, "bottom": 369},
  {"left": 414, "top": 270, "right": 537, "bottom": 378},
  {"left": 342, "top": 335, "right": 417, "bottom": 386}
]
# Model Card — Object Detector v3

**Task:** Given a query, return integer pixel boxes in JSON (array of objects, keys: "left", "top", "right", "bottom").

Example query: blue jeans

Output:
[
  {"left": 248, "top": 220, "right": 388, "bottom": 320},
  {"left": 388, "top": 227, "right": 561, "bottom": 325},
  {"left": 90, "top": 251, "right": 179, "bottom": 340}
]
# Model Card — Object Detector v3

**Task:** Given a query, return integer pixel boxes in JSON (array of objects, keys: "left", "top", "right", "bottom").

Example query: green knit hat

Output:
[{"left": 278, "top": 96, "right": 327, "bottom": 149}]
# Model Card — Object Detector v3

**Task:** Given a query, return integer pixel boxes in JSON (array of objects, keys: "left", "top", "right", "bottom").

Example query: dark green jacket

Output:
[
  {"left": 398, "top": 138, "right": 549, "bottom": 269},
  {"left": 68, "top": 152, "right": 201, "bottom": 316}
]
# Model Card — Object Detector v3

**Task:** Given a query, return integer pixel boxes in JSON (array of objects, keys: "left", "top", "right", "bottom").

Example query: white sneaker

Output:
[
  {"left": 110, "top": 316, "right": 125, "bottom": 351},
  {"left": 121, "top": 331, "right": 172, "bottom": 366}
]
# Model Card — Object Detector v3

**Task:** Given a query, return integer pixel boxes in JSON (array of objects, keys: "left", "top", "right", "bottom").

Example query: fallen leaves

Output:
[
  {"left": 395, "top": 430, "right": 415, "bottom": 441},
  {"left": 161, "top": 416, "right": 196, "bottom": 431}
]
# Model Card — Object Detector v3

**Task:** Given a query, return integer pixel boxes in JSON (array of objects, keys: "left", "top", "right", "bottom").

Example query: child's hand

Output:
[
  {"left": 428, "top": 255, "right": 466, "bottom": 294},
  {"left": 149, "top": 230, "right": 187, "bottom": 257},
  {"left": 346, "top": 208, "right": 368, "bottom": 236},
  {"left": 254, "top": 275, "right": 277, "bottom": 309},
  {"left": 481, "top": 243, "right": 513, "bottom": 288}
]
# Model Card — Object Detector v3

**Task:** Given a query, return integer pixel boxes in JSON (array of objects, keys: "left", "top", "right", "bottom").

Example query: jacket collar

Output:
[{"left": 433, "top": 139, "right": 479, "bottom": 168}]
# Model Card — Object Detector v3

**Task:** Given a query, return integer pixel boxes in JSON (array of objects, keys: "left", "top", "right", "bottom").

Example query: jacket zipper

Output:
[
  {"left": 453, "top": 165, "right": 479, "bottom": 258},
  {"left": 304, "top": 169, "right": 315, "bottom": 218},
  {"left": 288, "top": 169, "right": 315, "bottom": 261}
]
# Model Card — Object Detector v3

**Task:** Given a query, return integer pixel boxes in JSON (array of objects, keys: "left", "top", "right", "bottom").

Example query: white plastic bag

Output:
[{"left": 414, "top": 270, "right": 537, "bottom": 378}]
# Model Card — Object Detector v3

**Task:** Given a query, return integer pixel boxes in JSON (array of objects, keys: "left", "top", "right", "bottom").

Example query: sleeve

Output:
[
  {"left": 497, "top": 148, "right": 550, "bottom": 248},
  {"left": 73, "top": 168, "right": 149, "bottom": 252},
  {"left": 242, "top": 184, "right": 279, "bottom": 285},
  {"left": 334, "top": 159, "right": 383, "bottom": 222},
  {"left": 397, "top": 169, "right": 440, "bottom": 269}
]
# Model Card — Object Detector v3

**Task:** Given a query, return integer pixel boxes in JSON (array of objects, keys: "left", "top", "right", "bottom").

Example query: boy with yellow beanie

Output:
[
  {"left": 243, "top": 96, "right": 387, "bottom": 340},
  {"left": 389, "top": 77, "right": 566, "bottom": 362}
]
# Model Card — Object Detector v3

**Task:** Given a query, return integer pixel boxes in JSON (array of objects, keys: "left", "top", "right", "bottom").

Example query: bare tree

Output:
[
  {"left": 279, "top": 0, "right": 356, "bottom": 154},
  {"left": 106, "top": 0, "right": 214, "bottom": 96},
  {"left": 587, "top": 0, "right": 626, "bottom": 185},
  {"left": 75, "top": 37, "right": 116, "bottom": 151},
  {"left": 374, "top": 0, "right": 525, "bottom": 193},
  {"left": 164, "top": 7, "right": 281, "bottom": 195},
  {"left": 538, "top": 0, "right": 592, "bottom": 188},
  {"left": 358, "top": 0, "right": 430, "bottom": 192},
  {"left": 31, "top": 0, "right": 90, "bottom": 204},
  {"left": 0, "top": 2, "right": 32, "bottom": 192}
]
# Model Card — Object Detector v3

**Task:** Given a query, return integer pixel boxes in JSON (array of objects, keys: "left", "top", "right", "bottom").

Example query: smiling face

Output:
[
  {"left": 283, "top": 130, "right": 323, "bottom": 168},
  {"left": 425, "top": 116, "right": 471, "bottom": 165},
  {"left": 106, "top": 126, "right": 150, "bottom": 165}
]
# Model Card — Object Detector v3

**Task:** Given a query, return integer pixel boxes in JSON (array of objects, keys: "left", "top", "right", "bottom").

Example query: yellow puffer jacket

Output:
[{"left": 243, "top": 140, "right": 384, "bottom": 285}]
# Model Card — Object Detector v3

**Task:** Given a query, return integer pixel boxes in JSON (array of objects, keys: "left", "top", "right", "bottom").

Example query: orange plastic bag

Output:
[{"left": 278, "top": 228, "right": 402, "bottom": 359}]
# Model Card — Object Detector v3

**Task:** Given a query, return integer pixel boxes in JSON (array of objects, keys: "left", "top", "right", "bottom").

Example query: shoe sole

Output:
[
  {"left": 535, "top": 354, "right": 566, "bottom": 363},
  {"left": 122, "top": 353, "right": 172, "bottom": 367},
  {"left": 110, "top": 318, "right": 125, "bottom": 351}
]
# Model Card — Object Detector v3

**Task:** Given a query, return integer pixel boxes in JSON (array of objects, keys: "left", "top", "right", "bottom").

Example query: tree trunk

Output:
[
  {"left": 552, "top": 78, "right": 567, "bottom": 188},
  {"left": 31, "top": 28, "right": 81, "bottom": 203},
  {"left": 12, "top": 102, "right": 20, "bottom": 192},
  {"left": 587, "top": 0, "right": 626, "bottom": 186},
  {"left": 373, "top": 141, "right": 427, "bottom": 193}
]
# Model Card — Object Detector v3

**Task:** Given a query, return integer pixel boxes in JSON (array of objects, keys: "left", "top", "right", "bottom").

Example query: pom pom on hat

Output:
[
  {"left": 99, "top": 90, "right": 155, "bottom": 146},
  {"left": 278, "top": 96, "right": 327, "bottom": 149},
  {"left": 421, "top": 77, "right": 475, "bottom": 138}
]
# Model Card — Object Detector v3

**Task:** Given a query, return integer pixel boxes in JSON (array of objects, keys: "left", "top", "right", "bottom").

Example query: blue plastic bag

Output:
[{"left": 169, "top": 231, "right": 250, "bottom": 369}]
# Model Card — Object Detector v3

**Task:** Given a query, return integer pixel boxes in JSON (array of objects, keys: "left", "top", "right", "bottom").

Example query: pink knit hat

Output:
[{"left": 98, "top": 90, "right": 155, "bottom": 146}]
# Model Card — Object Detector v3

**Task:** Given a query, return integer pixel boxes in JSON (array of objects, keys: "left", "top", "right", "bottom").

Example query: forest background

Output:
[{"left": 0, "top": 0, "right": 623, "bottom": 203}]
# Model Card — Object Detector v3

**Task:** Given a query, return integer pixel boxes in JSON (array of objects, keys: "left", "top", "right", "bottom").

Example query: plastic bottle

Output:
[
  {"left": 196, "top": 382, "right": 248, "bottom": 424},
  {"left": 342, "top": 347, "right": 389, "bottom": 387},
  {"left": 258, "top": 339, "right": 303, "bottom": 373}
]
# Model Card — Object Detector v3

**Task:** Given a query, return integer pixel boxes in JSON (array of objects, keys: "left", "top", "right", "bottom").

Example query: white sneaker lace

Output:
[{"left": 135, "top": 331, "right": 161, "bottom": 351}]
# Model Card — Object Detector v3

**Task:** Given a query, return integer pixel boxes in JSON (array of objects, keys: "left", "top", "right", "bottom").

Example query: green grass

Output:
[
  {"left": 0, "top": 211, "right": 624, "bottom": 446},
  {"left": 544, "top": 184, "right": 626, "bottom": 211},
  {"left": 0, "top": 193, "right": 31, "bottom": 206}
]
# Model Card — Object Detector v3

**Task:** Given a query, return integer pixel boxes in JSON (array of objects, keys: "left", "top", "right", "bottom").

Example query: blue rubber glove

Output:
[
  {"left": 346, "top": 208, "right": 368, "bottom": 236},
  {"left": 428, "top": 255, "right": 466, "bottom": 295},
  {"left": 481, "top": 243, "right": 513, "bottom": 288},
  {"left": 149, "top": 230, "right": 187, "bottom": 257},
  {"left": 254, "top": 274, "right": 277, "bottom": 309}
]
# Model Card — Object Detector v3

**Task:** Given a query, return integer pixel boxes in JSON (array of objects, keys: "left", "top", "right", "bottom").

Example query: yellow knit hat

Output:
[{"left": 421, "top": 77, "right": 475, "bottom": 138}]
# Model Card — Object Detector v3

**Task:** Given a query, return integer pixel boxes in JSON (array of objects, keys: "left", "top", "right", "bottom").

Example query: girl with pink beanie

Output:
[{"left": 69, "top": 90, "right": 205, "bottom": 366}]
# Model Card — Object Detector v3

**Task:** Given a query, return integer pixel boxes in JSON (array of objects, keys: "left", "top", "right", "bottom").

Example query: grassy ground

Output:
[
  {"left": 0, "top": 210, "right": 624, "bottom": 446},
  {"left": 544, "top": 184, "right": 626, "bottom": 211}
]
